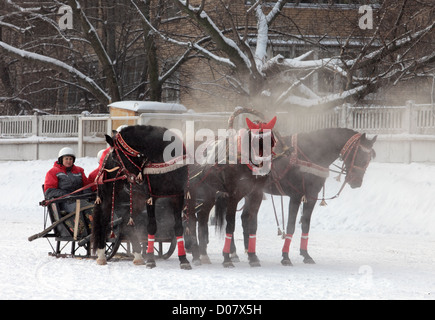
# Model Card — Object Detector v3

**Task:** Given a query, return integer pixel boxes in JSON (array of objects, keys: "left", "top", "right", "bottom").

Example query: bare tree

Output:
[
  {"left": 0, "top": 0, "right": 191, "bottom": 114},
  {"left": 167, "top": 0, "right": 435, "bottom": 112},
  {"left": 1, "top": 0, "right": 434, "bottom": 115}
]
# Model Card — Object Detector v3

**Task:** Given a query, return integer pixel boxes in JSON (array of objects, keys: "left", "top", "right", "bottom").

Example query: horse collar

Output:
[{"left": 290, "top": 134, "right": 330, "bottom": 178}]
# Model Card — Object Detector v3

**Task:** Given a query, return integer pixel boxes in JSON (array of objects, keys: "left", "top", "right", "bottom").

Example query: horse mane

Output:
[
  {"left": 120, "top": 125, "right": 184, "bottom": 163},
  {"left": 277, "top": 128, "right": 358, "bottom": 167}
]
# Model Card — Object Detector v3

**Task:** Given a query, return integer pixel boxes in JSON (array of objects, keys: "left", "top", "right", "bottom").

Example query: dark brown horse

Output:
[
  {"left": 213, "top": 128, "right": 377, "bottom": 266},
  {"left": 185, "top": 115, "right": 277, "bottom": 268},
  {"left": 92, "top": 125, "right": 191, "bottom": 269}
]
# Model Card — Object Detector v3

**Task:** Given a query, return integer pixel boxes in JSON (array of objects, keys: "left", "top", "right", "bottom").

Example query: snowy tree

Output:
[
  {"left": 0, "top": 0, "right": 190, "bottom": 114},
  {"left": 0, "top": 0, "right": 434, "bottom": 115},
  {"left": 166, "top": 0, "right": 435, "bottom": 112}
]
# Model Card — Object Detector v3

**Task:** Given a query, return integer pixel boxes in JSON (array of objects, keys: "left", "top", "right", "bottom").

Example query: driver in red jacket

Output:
[{"left": 44, "top": 147, "right": 89, "bottom": 212}]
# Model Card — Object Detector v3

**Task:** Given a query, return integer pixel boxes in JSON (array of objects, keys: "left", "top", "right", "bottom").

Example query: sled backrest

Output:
[{"left": 42, "top": 185, "right": 74, "bottom": 238}]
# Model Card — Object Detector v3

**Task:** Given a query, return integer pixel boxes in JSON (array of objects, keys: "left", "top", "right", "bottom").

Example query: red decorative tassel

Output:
[{"left": 110, "top": 230, "right": 115, "bottom": 238}]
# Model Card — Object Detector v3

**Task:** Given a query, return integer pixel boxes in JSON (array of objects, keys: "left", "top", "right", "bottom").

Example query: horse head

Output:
[
  {"left": 105, "top": 127, "right": 149, "bottom": 181},
  {"left": 244, "top": 116, "right": 277, "bottom": 175},
  {"left": 341, "top": 133, "right": 377, "bottom": 188}
]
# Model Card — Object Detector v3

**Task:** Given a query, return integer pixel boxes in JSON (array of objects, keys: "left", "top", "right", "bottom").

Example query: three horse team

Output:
[{"left": 35, "top": 107, "right": 377, "bottom": 270}]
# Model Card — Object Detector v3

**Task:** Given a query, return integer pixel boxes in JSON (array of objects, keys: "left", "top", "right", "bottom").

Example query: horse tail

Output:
[{"left": 214, "top": 192, "right": 228, "bottom": 232}]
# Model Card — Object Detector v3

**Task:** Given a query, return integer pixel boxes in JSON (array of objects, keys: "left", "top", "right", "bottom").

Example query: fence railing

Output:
[
  {"left": 1, "top": 102, "right": 434, "bottom": 139},
  {"left": 280, "top": 101, "right": 435, "bottom": 135}
]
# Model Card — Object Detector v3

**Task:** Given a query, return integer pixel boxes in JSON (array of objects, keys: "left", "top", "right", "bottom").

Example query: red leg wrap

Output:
[
  {"left": 177, "top": 236, "right": 186, "bottom": 256},
  {"left": 147, "top": 234, "right": 155, "bottom": 254},
  {"left": 282, "top": 234, "right": 293, "bottom": 253},
  {"left": 223, "top": 233, "right": 232, "bottom": 253},
  {"left": 300, "top": 233, "right": 309, "bottom": 251},
  {"left": 248, "top": 234, "right": 256, "bottom": 253}
]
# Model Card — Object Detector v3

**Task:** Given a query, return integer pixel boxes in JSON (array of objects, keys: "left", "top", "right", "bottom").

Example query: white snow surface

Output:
[{"left": 1, "top": 158, "right": 434, "bottom": 300}]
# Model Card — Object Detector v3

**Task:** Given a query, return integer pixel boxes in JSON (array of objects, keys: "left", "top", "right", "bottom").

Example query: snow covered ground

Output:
[{"left": 0, "top": 158, "right": 434, "bottom": 300}]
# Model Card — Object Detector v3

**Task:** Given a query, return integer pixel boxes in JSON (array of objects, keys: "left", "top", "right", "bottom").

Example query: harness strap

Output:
[
  {"left": 291, "top": 134, "right": 330, "bottom": 178},
  {"left": 115, "top": 132, "right": 142, "bottom": 158},
  {"left": 269, "top": 132, "right": 365, "bottom": 218}
]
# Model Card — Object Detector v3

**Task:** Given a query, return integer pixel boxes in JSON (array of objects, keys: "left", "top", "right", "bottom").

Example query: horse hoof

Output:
[
  {"left": 192, "top": 258, "right": 202, "bottom": 266},
  {"left": 303, "top": 257, "right": 316, "bottom": 264},
  {"left": 180, "top": 262, "right": 192, "bottom": 270},
  {"left": 230, "top": 253, "right": 240, "bottom": 263},
  {"left": 146, "top": 260, "right": 156, "bottom": 269},
  {"left": 133, "top": 253, "right": 145, "bottom": 265},
  {"left": 300, "top": 250, "right": 315, "bottom": 264},
  {"left": 248, "top": 253, "right": 261, "bottom": 267},
  {"left": 200, "top": 255, "right": 211, "bottom": 264},
  {"left": 133, "top": 259, "right": 145, "bottom": 265},
  {"left": 281, "top": 258, "right": 293, "bottom": 266},
  {"left": 249, "top": 261, "right": 261, "bottom": 267},
  {"left": 223, "top": 261, "right": 235, "bottom": 268},
  {"left": 96, "top": 258, "right": 107, "bottom": 266}
]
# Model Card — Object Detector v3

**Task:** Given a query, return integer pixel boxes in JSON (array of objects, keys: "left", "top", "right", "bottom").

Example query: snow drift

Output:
[{"left": 0, "top": 158, "right": 434, "bottom": 300}]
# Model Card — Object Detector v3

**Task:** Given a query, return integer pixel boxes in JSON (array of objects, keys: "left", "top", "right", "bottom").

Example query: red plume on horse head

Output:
[{"left": 246, "top": 116, "right": 277, "bottom": 130}]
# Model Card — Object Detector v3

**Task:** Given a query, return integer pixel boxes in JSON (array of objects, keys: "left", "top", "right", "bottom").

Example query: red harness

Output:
[
  {"left": 338, "top": 133, "right": 372, "bottom": 184},
  {"left": 106, "top": 133, "right": 188, "bottom": 233},
  {"left": 271, "top": 132, "right": 371, "bottom": 202}
]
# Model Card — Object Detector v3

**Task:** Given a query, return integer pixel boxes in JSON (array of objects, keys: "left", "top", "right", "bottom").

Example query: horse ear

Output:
[
  {"left": 246, "top": 117, "right": 259, "bottom": 130},
  {"left": 263, "top": 116, "right": 277, "bottom": 130},
  {"left": 371, "top": 135, "right": 378, "bottom": 144},
  {"left": 105, "top": 134, "right": 114, "bottom": 147}
]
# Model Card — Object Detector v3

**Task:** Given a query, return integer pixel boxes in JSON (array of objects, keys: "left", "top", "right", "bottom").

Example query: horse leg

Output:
[
  {"left": 300, "top": 200, "right": 316, "bottom": 264},
  {"left": 227, "top": 198, "right": 251, "bottom": 263},
  {"left": 281, "top": 195, "right": 301, "bottom": 266},
  {"left": 222, "top": 198, "right": 238, "bottom": 268},
  {"left": 145, "top": 199, "right": 157, "bottom": 269},
  {"left": 197, "top": 199, "right": 214, "bottom": 264},
  {"left": 92, "top": 196, "right": 111, "bottom": 265},
  {"left": 122, "top": 223, "right": 144, "bottom": 265},
  {"left": 184, "top": 189, "right": 200, "bottom": 265},
  {"left": 172, "top": 196, "right": 192, "bottom": 270},
  {"left": 243, "top": 189, "right": 263, "bottom": 267}
]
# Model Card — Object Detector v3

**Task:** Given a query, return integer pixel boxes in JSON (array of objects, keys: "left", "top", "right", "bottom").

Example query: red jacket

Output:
[
  {"left": 44, "top": 162, "right": 89, "bottom": 199},
  {"left": 88, "top": 147, "right": 111, "bottom": 191},
  {"left": 88, "top": 168, "right": 99, "bottom": 191}
]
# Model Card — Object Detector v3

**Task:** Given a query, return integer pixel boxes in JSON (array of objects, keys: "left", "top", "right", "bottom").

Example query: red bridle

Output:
[{"left": 339, "top": 133, "right": 372, "bottom": 184}]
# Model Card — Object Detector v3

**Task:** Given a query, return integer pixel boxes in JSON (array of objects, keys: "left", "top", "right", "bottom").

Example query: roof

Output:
[{"left": 108, "top": 101, "right": 187, "bottom": 113}]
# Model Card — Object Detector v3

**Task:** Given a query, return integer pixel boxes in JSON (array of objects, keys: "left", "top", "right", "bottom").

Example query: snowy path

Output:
[{"left": 0, "top": 159, "right": 434, "bottom": 300}]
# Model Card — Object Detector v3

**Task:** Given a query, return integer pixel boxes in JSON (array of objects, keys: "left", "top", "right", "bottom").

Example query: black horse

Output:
[
  {"left": 92, "top": 125, "right": 191, "bottom": 269},
  {"left": 185, "top": 115, "right": 277, "bottom": 268},
  {"left": 213, "top": 128, "right": 377, "bottom": 266}
]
